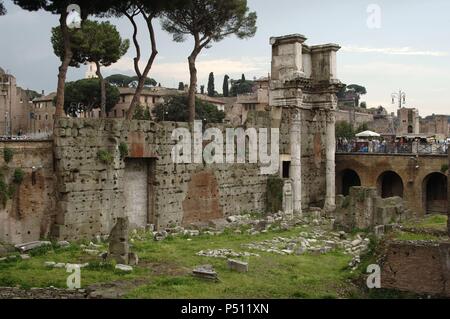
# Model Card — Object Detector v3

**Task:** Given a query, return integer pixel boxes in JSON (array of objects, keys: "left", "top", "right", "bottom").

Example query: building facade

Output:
[{"left": 0, "top": 68, "right": 34, "bottom": 136}]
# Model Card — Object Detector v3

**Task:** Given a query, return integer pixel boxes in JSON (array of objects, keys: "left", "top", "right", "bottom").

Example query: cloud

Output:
[
  {"left": 107, "top": 56, "right": 269, "bottom": 87},
  {"left": 341, "top": 62, "right": 450, "bottom": 78},
  {"left": 341, "top": 45, "right": 448, "bottom": 57}
]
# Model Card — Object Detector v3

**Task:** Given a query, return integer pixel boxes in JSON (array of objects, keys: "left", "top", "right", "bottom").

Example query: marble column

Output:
[
  {"left": 324, "top": 110, "right": 336, "bottom": 212},
  {"left": 290, "top": 108, "right": 302, "bottom": 215}
]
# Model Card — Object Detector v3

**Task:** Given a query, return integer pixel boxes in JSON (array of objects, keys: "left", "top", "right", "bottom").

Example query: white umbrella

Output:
[{"left": 355, "top": 130, "right": 381, "bottom": 138}]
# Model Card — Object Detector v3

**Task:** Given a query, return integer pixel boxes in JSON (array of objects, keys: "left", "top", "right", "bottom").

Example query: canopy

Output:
[{"left": 355, "top": 130, "right": 381, "bottom": 138}]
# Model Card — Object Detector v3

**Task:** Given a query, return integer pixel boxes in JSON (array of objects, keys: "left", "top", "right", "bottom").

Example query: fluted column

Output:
[
  {"left": 290, "top": 108, "right": 302, "bottom": 215},
  {"left": 324, "top": 110, "right": 336, "bottom": 212}
]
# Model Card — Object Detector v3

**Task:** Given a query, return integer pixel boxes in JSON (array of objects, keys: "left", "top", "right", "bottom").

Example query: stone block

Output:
[{"left": 227, "top": 259, "right": 249, "bottom": 273}]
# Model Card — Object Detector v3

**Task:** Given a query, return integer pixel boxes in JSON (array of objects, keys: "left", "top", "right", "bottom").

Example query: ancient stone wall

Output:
[
  {"left": 334, "top": 186, "right": 413, "bottom": 231},
  {"left": 52, "top": 118, "right": 275, "bottom": 241},
  {"left": 0, "top": 141, "right": 55, "bottom": 244},
  {"left": 335, "top": 109, "right": 374, "bottom": 128},
  {"left": 381, "top": 241, "right": 450, "bottom": 297}
]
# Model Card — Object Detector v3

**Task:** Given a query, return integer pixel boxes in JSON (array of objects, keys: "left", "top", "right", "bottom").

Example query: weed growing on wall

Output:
[{"left": 97, "top": 150, "right": 114, "bottom": 165}]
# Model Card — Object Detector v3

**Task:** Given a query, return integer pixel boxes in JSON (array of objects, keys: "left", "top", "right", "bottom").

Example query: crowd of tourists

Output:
[{"left": 337, "top": 137, "right": 449, "bottom": 155}]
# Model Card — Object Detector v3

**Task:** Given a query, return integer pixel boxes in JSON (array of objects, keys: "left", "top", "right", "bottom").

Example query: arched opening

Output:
[
  {"left": 377, "top": 171, "right": 404, "bottom": 198},
  {"left": 340, "top": 169, "right": 361, "bottom": 196},
  {"left": 423, "top": 173, "right": 448, "bottom": 214},
  {"left": 408, "top": 125, "right": 413, "bottom": 134}
]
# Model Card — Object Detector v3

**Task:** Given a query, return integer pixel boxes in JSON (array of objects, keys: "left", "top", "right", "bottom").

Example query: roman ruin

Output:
[{"left": 0, "top": 34, "right": 343, "bottom": 243}]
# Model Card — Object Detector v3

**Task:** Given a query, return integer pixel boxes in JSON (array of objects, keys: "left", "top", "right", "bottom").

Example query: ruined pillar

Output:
[
  {"left": 290, "top": 109, "right": 302, "bottom": 215},
  {"left": 324, "top": 109, "right": 336, "bottom": 212},
  {"left": 282, "top": 180, "right": 293, "bottom": 218}
]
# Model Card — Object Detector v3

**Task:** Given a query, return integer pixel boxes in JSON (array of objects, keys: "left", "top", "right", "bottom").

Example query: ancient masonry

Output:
[
  {"left": 0, "top": 34, "right": 342, "bottom": 243},
  {"left": 270, "top": 34, "right": 342, "bottom": 214}
]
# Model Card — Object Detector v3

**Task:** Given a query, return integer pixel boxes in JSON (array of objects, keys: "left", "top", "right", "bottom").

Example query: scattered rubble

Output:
[
  {"left": 241, "top": 227, "right": 370, "bottom": 269},
  {"left": 14, "top": 241, "right": 52, "bottom": 253},
  {"left": 196, "top": 249, "right": 259, "bottom": 259},
  {"left": 57, "top": 241, "right": 71, "bottom": 248},
  {"left": 115, "top": 264, "right": 133, "bottom": 272}
]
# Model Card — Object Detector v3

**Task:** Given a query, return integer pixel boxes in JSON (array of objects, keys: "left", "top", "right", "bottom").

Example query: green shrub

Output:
[
  {"left": 13, "top": 168, "right": 25, "bottom": 184},
  {"left": 119, "top": 142, "right": 129, "bottom": 159},
  {"left": 441, "top": 164, "right": 449, "bottom": 174},
  {"left": 3, "top": 148, "right": 13, "bottom": 164},
  {"left": 97, "top": 150, "right": 114, "bottom": 165}
]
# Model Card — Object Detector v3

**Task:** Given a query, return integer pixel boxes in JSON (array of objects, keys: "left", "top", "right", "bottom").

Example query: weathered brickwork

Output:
[
  {"left": 0, "top": 141, "right": 55, "bottom": 244},
  {"left": 381, "top": 241, "right": 450, "bottom": 297},
  {"left": 336, "top": 153, "right": 448, "bottom": 216}
]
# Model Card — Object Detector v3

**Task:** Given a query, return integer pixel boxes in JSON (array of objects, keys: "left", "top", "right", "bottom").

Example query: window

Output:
[
  {"left": 282, "top": 161, "right": 291, "bottom": 179},
  {"left": 122, "top": 96, "right": 125, "bottom": 103},
  {"left": 122, "top": 110, "right": 125, "bottom": 117},
  {"left": 114, "top": 110, "right": 117, "bottom": 117},
  {"left": 45, "top": 114, "right": 48, "bottom": 120}
]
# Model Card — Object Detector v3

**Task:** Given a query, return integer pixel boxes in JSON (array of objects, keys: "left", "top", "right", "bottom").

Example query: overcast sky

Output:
[{"left": 0, "top": 0, "right": 449, "bottom": 116}]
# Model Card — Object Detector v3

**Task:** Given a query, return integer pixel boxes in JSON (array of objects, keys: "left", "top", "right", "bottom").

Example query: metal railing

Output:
[{"left": 336, "top": 142, "right": 448, "bottom": 155}]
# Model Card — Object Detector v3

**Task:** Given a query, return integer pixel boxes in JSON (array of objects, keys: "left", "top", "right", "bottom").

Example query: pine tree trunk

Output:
[
  {"left": 96, "top": 62, "right": 106, "bottom": 118},
  {"left": 54, "top": 11, "right": 73, "bottom": 119},
  {"left": 126, "top": 14, "right": 158, "bottom": 120},
  {"left": 187, "top": 54, "right": 198, "bottom": 123}
]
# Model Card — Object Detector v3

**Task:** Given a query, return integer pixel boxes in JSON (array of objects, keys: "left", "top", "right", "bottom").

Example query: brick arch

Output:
[
  {"left": 422, "top": 172, "right": 448, "bottom": 215},
  {"left": 377, "top": 171, "right": 404, "bottom": 198},
  {"left": 336, "top": 168, "right": 362, "bottom": 196}
]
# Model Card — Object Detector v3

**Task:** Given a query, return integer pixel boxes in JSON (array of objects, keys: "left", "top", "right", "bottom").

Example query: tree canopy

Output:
[
  {"left": 223, "top": 75, "right": 230, "bottom": 97},
  {"left": 52, "top": 20, "right": 129, "bottom": 69},
  {"left": 0, "top": 1, "right": 6, "bottom": 15},
  {"left": 63, "top": 78, "right": 120, "bottom": 116},
  {"left": 104, "top": 0, "right": 189, "bottom": 119},
  {"left": 347, "top": 84, "right": 367, "bottom": 95},
  {"left": 161, "top": 0, "right": 257, "bottom": 122},
  {"left": 207, "top": 72, "right": 215, "bottom": 97},
  {"left": 153, "top": 95, "right": 225, "bottom": 124},
  {"left": 13, "top": 0, "right": 120, "bottom": 119},
  {"left": 52, "top": 20, "right": 129, "bottom": 117},
  {"left": 230, "top": 76, "right": 254, "bottom": 96},
  {"left": 105, "top": 74, "right": 157, "bottom": 88},
  {"left": 336, "top": 121, "right": 370, "bottom": 139}
]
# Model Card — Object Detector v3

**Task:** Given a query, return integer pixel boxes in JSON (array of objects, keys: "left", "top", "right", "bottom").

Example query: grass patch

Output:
[
  {"left": 403, "top": 214, "right": 447, "bottom": 230},
  {"left": 0, "top": 227, "right": 365, "bottom": 299},
  {"left": 394, "top": 232, "right": 442, "bottom": 241}
]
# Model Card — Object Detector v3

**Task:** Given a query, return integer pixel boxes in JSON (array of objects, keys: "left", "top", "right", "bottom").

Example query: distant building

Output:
[
  {"left": 397, "top": 107, "right": 420, "bottom": 135},
  {"left": 0, "top": 67, "right": 34, "bottom": 136},
  {"left": 30, "top": 92, "right": 56, "bottom": 137},
  {"left": 29, "top": 86, "right": 227, "bottom": 135},
  {"left": 225, "top": 77, "right": 270, "bottom": 125},
  {"left": 85, "top": 62, "right": 98, "bottom": 79},
  {"left": 420, "top": 114, "right": 449, "bottom": 139},
  {"left": 337, "top": 89, "right": 359, "bottom": 108}
]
